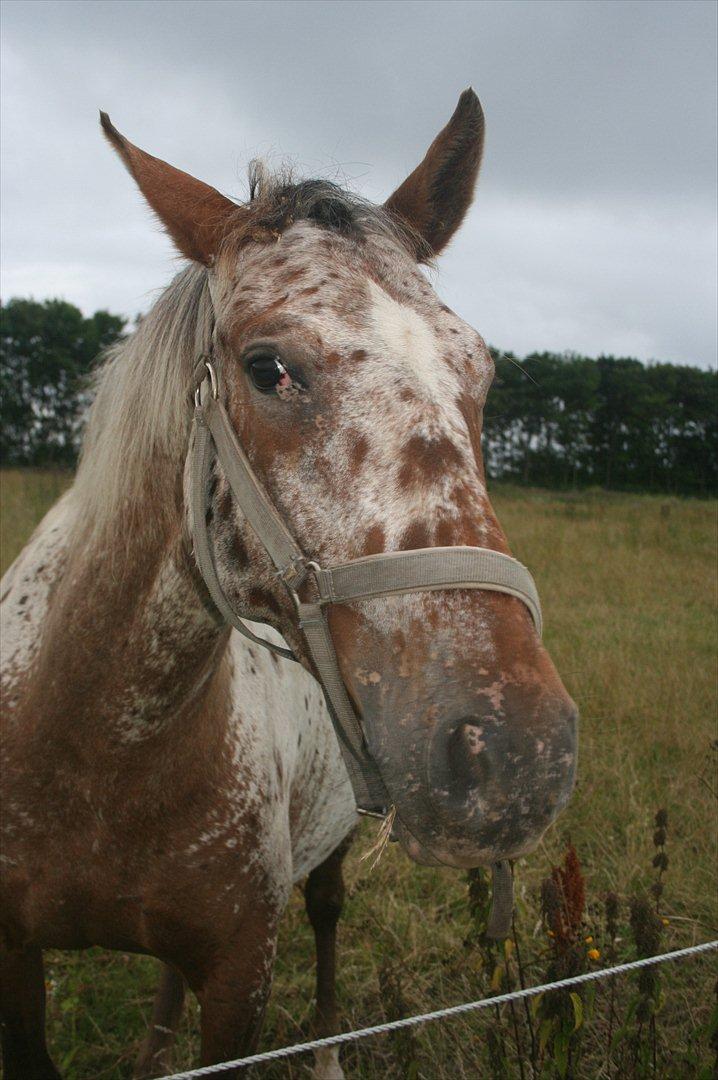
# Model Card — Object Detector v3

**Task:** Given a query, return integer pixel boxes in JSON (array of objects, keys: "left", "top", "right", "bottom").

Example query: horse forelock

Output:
[{"left": 223, "top": 164, "right": 428, "bottom": 258}]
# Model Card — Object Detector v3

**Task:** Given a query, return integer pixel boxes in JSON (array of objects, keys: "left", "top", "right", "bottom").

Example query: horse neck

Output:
[{"left": 32, "top": 480, "right": 230, "bottom": 760}]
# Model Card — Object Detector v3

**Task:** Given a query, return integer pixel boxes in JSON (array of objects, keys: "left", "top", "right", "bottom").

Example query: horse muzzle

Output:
[
  {"left": 365, "top": 687, "right": 578, "bottom": 869},
  {"left": 188, "top": 358, "right": 576, "bottom": 858}
]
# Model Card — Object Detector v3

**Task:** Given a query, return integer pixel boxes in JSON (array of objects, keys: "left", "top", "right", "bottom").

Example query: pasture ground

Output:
[{"left": 1, "top": 469, "right": 716, "bottom": 1078}]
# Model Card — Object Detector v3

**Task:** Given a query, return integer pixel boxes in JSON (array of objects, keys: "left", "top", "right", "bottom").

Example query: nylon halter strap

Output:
[
  {"left": 188, "top": 356, "right": 544, "bottom": 813},
  {"left": 188, "top": 358, "right": 542, "bottom": 934}
]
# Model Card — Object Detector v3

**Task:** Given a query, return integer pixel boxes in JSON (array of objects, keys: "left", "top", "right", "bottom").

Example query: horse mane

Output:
[
  {"left": 68, "top": 165, "right": 424, "bottom": 555},
  {"left": 69, "top": 263, "right": 212, "bottom": 553}
]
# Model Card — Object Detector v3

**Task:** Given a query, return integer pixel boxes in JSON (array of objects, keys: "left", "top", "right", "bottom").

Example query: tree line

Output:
[
  {"left": 483, "top": 350, "right": 717, "bottom": 495},
  {"left": 1, "top": 298, "right": 125, "bottom": 467},
  {"left": 1, "top": 297, "right": 716, "bottom": 495}
]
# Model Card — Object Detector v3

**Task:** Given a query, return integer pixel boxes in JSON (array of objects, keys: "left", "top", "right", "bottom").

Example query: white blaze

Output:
[{"left": 367, "top": 280, "right": 460, "bottom": 408}]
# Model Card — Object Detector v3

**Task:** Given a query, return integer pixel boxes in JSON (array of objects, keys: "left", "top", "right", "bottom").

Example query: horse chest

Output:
[
  {"left": 224, "top": 632, "right": 356, "bottom": 882},
  {"left": 1, "top": 505, "right": 355, "bottom": 954}
]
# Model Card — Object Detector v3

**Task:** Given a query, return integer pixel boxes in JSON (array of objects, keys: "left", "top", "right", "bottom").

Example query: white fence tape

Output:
[{"left": 157, "top": 938, "right": 717, "bottom": 1078}]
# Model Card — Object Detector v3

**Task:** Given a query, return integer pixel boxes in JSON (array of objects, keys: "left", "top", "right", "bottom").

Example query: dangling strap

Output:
[{"left": 487, "top": 861, "right": 514, "bottom": 939}]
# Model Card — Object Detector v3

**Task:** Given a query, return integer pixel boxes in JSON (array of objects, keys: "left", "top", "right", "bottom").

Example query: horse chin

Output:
[
  {"left": 389, "top": 811, "right": 480, "bottom": 869},
  {"left": 389, "top": 810, "right": 537, "bottom": 870},
  {"left": 390, "top": 815, "right": 444, "bottom": 866}
]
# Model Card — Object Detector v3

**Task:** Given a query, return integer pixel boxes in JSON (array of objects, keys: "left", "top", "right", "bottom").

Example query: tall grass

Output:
[
  {"left": 2, "top": 474, "right": 716, "bottom": 1077},
  {"left": 0, "top": 468, "right": 72, "bottom": 571}
]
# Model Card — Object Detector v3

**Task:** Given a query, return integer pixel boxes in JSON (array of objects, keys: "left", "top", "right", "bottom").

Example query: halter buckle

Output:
[
  {"left": 194, "top": 358, "right": 219, "bottom": 408},
  {"left": 278, "top": 556, "right": 314, "bottom": 592},
  {"left": 356, "top": 806, "right": 390, "bottom": 820}
]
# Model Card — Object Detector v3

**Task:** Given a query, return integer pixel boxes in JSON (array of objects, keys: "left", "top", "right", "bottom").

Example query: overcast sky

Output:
[{"left": 2, "top": 0, "right": 716, "bottom": 367}]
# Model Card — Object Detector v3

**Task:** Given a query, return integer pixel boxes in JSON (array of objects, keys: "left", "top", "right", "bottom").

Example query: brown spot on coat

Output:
[
  {"left": 232, "top": 295, "right": 289, "bottom": 338},
  {"left": 361, "top": 525, "right": 386, "bottom": 556},
  {"left": 248, "top": 588, "right": 282, "bottom": 617},
  {"left": 277, "top": 267, "right": 307, "bottom": 285},
  {"left": 217, "top": 485, "right": 233, "bottom": 521},
  {"left": 400, "top": 521, "right": 431, "bottom": 550},
  {"left": 435, "top": 517, "right": 458, "bottom": 547},
  {"left": 398, "top": 435, "right": 463, "bottom": 488},
  {"left": 228, "top": 531, "right": 249, "bottom": 567},
  {"left": 349, "top": 433, "right": 369, "bottom": 474}
]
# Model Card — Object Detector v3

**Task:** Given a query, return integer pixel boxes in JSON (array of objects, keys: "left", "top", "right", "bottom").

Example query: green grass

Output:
[{"left": 2, "top": 471, "right": 716, "bottom": 1078}]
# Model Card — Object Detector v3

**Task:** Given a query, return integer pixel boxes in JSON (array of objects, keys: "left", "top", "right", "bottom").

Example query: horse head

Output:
[{"left": 102, "top": 90, "right": 577, "bottom": 869}]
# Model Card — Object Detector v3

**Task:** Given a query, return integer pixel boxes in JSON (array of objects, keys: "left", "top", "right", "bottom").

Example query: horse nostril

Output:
[
  {"left": 430, "top": 704, "right": 578, "bottom": 824},
  {"left": 443, "top": 718, "right": 495, "bottom": 795},
  {"left": 462, "top": 721, "right": 487, "bottom": 756}
]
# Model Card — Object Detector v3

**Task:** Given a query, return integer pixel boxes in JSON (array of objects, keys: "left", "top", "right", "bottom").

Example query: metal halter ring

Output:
[{"left": 194, "top": 359, "right": 219, "bottom": 407}]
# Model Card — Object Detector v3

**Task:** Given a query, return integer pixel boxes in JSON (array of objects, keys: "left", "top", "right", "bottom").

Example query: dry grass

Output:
[
  {"left": 0, "top": 468, "right": 72, "bottom": 571},
  {"left": 1, "top": 472, "right": 716, "bottom": 1077}
]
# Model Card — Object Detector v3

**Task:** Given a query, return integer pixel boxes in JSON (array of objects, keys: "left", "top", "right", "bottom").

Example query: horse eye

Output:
[{"left": 247, "top": 354, "right": 287, "bottom": 392}]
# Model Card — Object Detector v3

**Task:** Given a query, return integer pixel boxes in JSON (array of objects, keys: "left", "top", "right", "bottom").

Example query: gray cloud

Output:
[{"left": 1, "top": 0, "right": 716, "bottom": 366}]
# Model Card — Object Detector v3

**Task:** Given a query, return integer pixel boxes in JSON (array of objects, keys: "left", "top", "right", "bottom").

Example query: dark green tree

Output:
[
  {"left": 1, "top": 296, "right": 716, "bottom": 494},
  {"left": 483, "top": 350, "right": 716, "bottom": 496},
  {"left": 0, "top": 298, "right": 125, "bottom": 465}
]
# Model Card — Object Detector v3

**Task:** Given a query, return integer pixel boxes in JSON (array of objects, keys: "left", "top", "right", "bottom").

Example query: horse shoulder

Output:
[{"left": 1, "top": 490, "right": 75, "bottom": 695}]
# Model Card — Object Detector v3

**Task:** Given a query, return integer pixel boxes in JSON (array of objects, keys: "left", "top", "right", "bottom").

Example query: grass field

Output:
[{"left": 1, "top": 469, "right": 716, "bottom": 1078}]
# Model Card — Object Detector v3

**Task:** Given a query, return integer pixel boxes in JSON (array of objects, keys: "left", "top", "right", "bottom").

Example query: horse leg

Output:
[
  {"left": 0, "top": 946, "right": 60, "bottom": 1080},
  {"left": 194, "top": 917, "right": 279, "bottom": 1076},
  {"left": 305, "top": 837, "right": 351, "bottom": 1080},
  {"left": 133, "top": 964, "right": 186, "bottom": 1079}
]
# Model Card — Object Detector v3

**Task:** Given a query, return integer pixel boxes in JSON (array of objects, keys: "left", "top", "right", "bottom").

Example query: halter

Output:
[{"left": 188, "top": 355, "right": 542, "bottom": 936}]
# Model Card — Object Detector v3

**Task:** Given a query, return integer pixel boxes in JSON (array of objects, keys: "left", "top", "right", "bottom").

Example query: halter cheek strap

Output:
[
  {"left": 188, "top": 360, "right": 541, "bottom": 937},
  {"left": 188, "top": 359, "right": 543, "bottom": 811}
]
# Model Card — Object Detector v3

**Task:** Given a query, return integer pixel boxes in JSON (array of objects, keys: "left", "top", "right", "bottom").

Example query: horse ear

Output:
[
  {"left": 384, "top": 89, "right": 485, "bottom": 259},
  {"left": 100, "top": 112, "right": 240, "bottom": 265}
]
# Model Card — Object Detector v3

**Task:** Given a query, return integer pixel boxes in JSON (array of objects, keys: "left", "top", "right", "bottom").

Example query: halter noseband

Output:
[
  {"left": 188, "top": 357, "right": 542, "bottom": 809},
  {"left": 188, "top": 356, "right": 541, "bottom": 936}
]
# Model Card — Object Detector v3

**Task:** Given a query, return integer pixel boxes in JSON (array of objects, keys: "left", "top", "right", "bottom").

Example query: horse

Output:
[{"left": 0, "top": 89, "right": 578, "bottom": 1078}]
